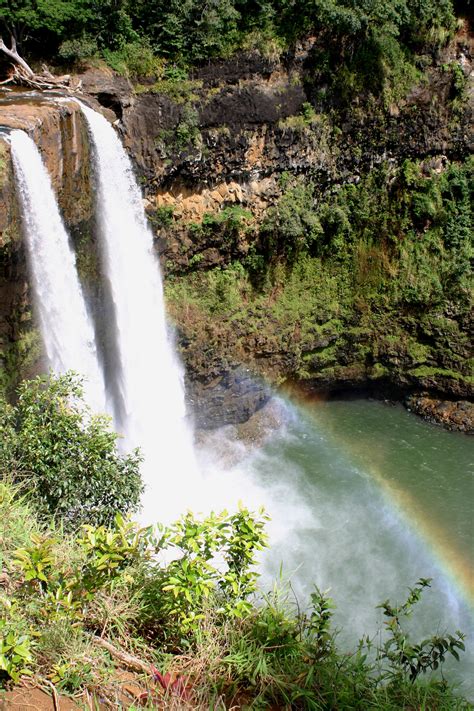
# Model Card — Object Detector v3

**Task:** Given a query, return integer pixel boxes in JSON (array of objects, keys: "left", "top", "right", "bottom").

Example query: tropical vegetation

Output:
[
  {"left": 0, "top": 0, "right": 463, "bottom": 94},
  {"left": 0, "top": 374, "right": 470, "bottom": 707}
]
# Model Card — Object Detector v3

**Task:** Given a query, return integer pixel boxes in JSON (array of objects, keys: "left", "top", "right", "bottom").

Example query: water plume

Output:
[
  {"left": 78, "top": 103, "right": 201, "bottom": 524},
  {"left": 9, "top": 129, "right": 106, "bottom": 413}
]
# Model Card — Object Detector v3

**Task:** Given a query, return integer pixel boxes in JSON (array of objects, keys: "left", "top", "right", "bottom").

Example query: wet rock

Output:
[
  {"left": 406, "top": 394, "right": 474, "bottom": 433},
  {"left": 187, "top": 364, "right": 271, "bottom": 429},
  {"left": 0, "top": 96, "right": 95, "bottom": 393}
]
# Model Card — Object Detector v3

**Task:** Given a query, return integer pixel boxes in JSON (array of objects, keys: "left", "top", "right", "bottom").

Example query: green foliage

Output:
[
  {"left": 140, "top": 506, "right": 269, "bottom": 640},
  {"left": 262, "top": 179, "right": 322, "bottom": 262},
  {"left": 0, "top": 0, "right": 85, "bottom": 42},
  {"left": 154, "top": 103, "right": 201, "bottom": 154},
  {"left": 1, "top": 326, "right": 42, "bottom": 399},
  {"left": 0, "top": 0, "right": 458, "bottom": 105},
  {"left": 262, "top": 158, "right": 472, "bottom": 309},
  {"left": 202, "top": 205, "right": 252, "bottom": 232},
  {"left": 102, "top": 39, "right": 162, "bottom": 77},
  {"left": 0, "top": 0, "right": 135, "bottom": 57},
  {"left": 137, "top": 70, "right": 202, "bottom": 104},
  {"left": 0, "top": 621, "right": 32, "bottom": 683},
  {"left": 149, "top": 205, "right": 175, "bottom": 229},
  {"left": 174, "top": 104, "right": 201, "bottom": 151},
  {"left": 14, "top": 532, "right": 56, "bottom": 586},
  {"left": 206, "top": 263, "right": 252, "bottom": 313},
  {"left": 57, "top": 35, "right": 98, "bottom": 62},
  {"left": 165, "top": 156, "right": 471, "bottom": 397},
  {"left": 0, "top": 479, "right": 469, "bottom": 706},
  {"left": 185, "top": 206, "right": 253, "bottom": 260},
  {"left": 76, "top": 514, "right": 150, "bottom": 593},
  {"left": 277, "top": 0, "right": 455, "bottom": 105},
  {"left": 0, "top": 372, "right": 142, "bottom": 530},
  {"left": 129, "top": 0, "right": 241, "bottom": 61},
  {"left": 378, "top": 578, "right": 466, "bottom": 681},
  {"left": 190, "top": 582, "right": 469, "bottom": 709}
]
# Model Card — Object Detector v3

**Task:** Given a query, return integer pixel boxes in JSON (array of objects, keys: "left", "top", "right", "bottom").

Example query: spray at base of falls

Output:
[
  {"left": 9, "top": 129, "right": 106, "bottom": 414},
  {"left": 196, "top": 396, "right": 474, "bottom": 697},
  {"left": 78, "top": 103, "right": 201, "bottom": 525}
]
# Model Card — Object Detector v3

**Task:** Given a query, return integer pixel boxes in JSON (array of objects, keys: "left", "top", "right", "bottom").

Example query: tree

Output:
[
  {"left": 0, "top": 372, "right": 143, "bottom": 530},
  {"left": 0, "top": 35, "right": 33, "bottom": 75},
  {"left": 0, "top": 0, "right": 84, "bottom": 45},
  {"left": 129, "top": 0, "right": 241, "bottom": 61},
  {"left": 0, "top": 0, "right": 133, "bottom": 70}
]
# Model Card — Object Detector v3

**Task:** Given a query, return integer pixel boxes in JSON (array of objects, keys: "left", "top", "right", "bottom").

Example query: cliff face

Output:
[
  {"left": 0, "top": 98, "right": 94, "bottom": 392},
  {"left": 0, "top": 29, "right": 472, "bottom": 431},
  {"left": 79, "top": 33, "right": 472, "bottom": 430}
]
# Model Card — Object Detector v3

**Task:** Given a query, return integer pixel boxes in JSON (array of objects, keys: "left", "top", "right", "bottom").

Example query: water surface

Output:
[{"left": 205, "top": 398, "right": 473, "bottom": 696}]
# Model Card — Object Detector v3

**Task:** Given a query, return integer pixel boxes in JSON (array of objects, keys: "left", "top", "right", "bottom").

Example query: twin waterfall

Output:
[
  {"left": 10, "top": 105, "right": 200, "bottom": 524},
  {"left": 10, "top": 129, "right": 106, "bottom": 414}
]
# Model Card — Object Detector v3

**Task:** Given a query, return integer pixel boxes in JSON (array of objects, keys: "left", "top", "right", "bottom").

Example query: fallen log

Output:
[
  {"left": 0, "top": 38, "right": 79, "bottom": 92},
  {"left": 0, "top": 64, "right": 80, "bottom": 92}
]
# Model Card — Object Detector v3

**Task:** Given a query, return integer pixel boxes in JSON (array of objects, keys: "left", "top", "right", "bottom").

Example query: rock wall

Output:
[
  {"left": 0, "top": 27, "right": 472, "bottom": 431},
  {"left": 0, "top": 98, "right": 94, "bottom": 393},
  {"left": 76, "top": 32, "right": 473, "bottom": 431}
]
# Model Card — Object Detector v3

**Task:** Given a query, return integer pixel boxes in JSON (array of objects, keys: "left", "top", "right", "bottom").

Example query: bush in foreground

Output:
[
  {"left": 0, "top": 373, "right": 142, "bottom": 530},
  {"left": 0, "top": 375, "right": 469, "bottom": 708},
  {"left": 0, "top": 477, "right": 469, "bottom": 708}
]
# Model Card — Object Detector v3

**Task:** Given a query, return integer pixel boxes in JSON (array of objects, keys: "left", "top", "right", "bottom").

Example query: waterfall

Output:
[
  {"left": 79, "top": 103, "right": 201, "bottom": 524},
  {"left": 9, "top": 130, "right": 106, "bottom": 414}
]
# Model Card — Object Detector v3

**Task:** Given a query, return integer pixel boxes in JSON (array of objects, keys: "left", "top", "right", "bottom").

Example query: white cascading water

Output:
[
  {"left": 9, "top": 129, "right": 107, "bottom": 414},
  {"left": 79, "top": 103, "right": 201, "bottom": 524}
]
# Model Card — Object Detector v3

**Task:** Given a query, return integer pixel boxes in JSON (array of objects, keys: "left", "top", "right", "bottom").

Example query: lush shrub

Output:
[
  {"left": 102, "top": 40, "right": 163, "bottom": 78},
  {"left": 0, "top": 373, "right": 142, "bottom": 530},
  {"left": 0, "top": 477, "right": 469, "bottom": 706},
  {"left": 259, "top": 158, "right": 472, "bottom": 308},
  {"left": 262, "top": 178, "right": 323, "bottom": 262},
  {"left": 58, "top": 36, "right": 98, "bottom": 62}
]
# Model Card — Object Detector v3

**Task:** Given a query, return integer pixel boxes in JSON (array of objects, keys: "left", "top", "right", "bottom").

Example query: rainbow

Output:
[{"left": 288, "top": 391, "right": 474, "bottom": 609}]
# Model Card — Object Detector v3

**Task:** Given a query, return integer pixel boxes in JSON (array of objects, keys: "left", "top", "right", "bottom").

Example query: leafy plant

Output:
[
  {"left": 0, "top": 373, "right": 143, "bottom": 530},
  {"left": 262, "top": 179, "right": 323, "bottom": 262},
  {"left": 58, "top": 35, "right": 98, "bottom": 62},
  {"left": 0, "top": 625, "right": 32, "bottom": 683},
  {"left": 77, "top": 514, "right": 150, "bottom": 594},
  {"left": 0, "top": 478, "right": 469, "bottom": 705},
  {"left": 378, "top": 578, "right": 466, "bottom": 681},
  {"left": 14, "top": 533, "right": 56, "bottom": 588},
  {"left": 139, "top": 506, "right": 269, "bottom": 639},
  {"left": 102, "top": 40, "right": 163, "bottom": 77},
  {"left": 149, "top": 205, "right": 175, "bottom": 229}
]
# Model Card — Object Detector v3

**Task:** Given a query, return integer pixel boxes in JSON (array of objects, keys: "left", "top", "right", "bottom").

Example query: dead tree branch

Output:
[
  {"left": 0, "top": 35, "right": 34, "bottom": 76},
  {"left": 0, "top": 36, "right": 79, "bottom": 91}
]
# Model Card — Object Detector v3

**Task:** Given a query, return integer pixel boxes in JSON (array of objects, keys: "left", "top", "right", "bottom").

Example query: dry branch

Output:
[
  {"left": 0, "top": 37, "right": 79, "bottom": 92},
  {"left": 92, "top": 635, "right": 151, "bottom": 675},
  {"left": 0, "top": 35, "right": 34, "bottom": 76}
]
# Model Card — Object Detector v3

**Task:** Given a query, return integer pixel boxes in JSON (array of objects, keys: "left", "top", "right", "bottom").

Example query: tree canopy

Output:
[{"left": 0, "top": 0, "right": 457, "bottom": 64}]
